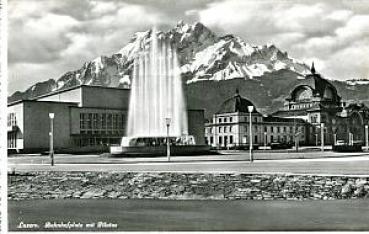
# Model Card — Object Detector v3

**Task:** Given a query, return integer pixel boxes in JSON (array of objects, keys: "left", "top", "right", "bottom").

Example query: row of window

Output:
[
  {"left": 206, "top": 125, "right": 304, "bottom": 134},
  {"left": 218, "top": 116, "right": 233, "bottom": 123},
  {"left": 217, "top": 116, "right": 263, "bottom": 124},
  {"left": 207, "top": 134, "right": 296, "bottom": 146},
  {"left": 310, "top": 115, "right": 319, "bottom": 123},
  {"left": 80, "top": 130, "right": 124, "bottom": 135},
  {"left": 80, "top": 113, "right": 125, "bottom": 130},
  {"left": 73, "top": 136, "right": 122, "bottom": 147},
  {"left": 7, "top": 113, "right": 17, "bottom": 127},
  {"left": 291, "top": 103, "right": 313, "bottom": 110}
]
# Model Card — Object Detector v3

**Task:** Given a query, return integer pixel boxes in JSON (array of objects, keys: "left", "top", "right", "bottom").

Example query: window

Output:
[
  {"left": 80, "top": 113, "right": 86, "bottom": 129},
  {"left": 219, "top": 126, "right": 222, "bottom": 133},
  {"left": 107, "top": 114, "right": 112, "bottom": 129},
  {"left": 271, "top": 135, "right": 274, "bottom": 142},
  {"left": 229, "top": 117, "right": 233, "bottom": 122},
  {"left": 277, "top": 127, "right": 280, "bottom": 133},
  {"left": 93, "top": 113, "right": 98, "bottom": 129},
  {"left": 254, "top": 135, "right": 258, "bottom": 143},
  {"left": 224, "top": 126, "right": 228, "bottom": 133},
  {"left": 271, "top": 126, "right": 274, "bottom": 132},
  {"left": 87, "top": 113, "right": 93, "bottom": 129},
  {"left": 121, "top": 114, "right": 125, "bottom": 131},
  {"left": 102, "top": 114, "right": 106, "bottom": 129},
  {"left": 219, "top": 137, "right": 222, "bottom": 144},
  {"left": 8, "top": 113, "right": 17, "bottom": 127},
  {"left": 118, "top": 114, "right": 123, "bottom": 130},
  {"left": 264, "top": 126, "right": 267, "bottom": 132},
  {"left": 210, "top": 137, "right": 214, "bottom": 144},
  {"left": 219, "top": 118, "right": 222, "bottom": 123},
  {"left": 230, "top": 136, "right": 233, "bottom": 144},
  {"left": 229, "top": 126, "right": 233, "bottom": 133}
]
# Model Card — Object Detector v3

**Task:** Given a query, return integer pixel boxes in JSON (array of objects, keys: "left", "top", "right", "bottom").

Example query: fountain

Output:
[{"left": 110, "top": 28, "right": 210, "bottom": 156}]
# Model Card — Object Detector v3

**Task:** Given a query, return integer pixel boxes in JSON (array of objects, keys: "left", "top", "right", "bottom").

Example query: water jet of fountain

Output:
[{"left": 127, "top": 27, "right": 188, "bottom": 138}]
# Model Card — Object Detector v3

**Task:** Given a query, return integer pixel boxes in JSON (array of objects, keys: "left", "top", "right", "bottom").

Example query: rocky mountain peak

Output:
[{"left": 8, "top": 21, "right": 314, "bottom": 103}]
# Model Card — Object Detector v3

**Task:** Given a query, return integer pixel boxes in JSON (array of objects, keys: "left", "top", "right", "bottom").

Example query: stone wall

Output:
[{"left": 8, "top": 172, "right": 369, "bottom": 201}]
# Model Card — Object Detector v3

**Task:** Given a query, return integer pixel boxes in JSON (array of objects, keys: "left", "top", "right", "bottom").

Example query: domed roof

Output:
[
  {"left": 217, "top": 90, "right": 257, "bottom": 114},
  {"left": 287, "top": 63, "right": 341, "bottom": 103}
]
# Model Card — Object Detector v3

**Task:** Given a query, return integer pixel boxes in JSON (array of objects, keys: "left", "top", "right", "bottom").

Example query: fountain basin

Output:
[{"left": 110, "top": 136, "right": 211, "bottom": 156}]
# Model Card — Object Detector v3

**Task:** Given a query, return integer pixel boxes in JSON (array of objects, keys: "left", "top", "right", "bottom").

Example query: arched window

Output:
[{"left": 295, "top": 87, "right": 313, "bottom": 101}]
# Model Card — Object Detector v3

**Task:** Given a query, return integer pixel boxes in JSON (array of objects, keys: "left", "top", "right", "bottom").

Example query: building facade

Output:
[
  {"left": 205, "top": 64, "right": 369, "bottom": 148},
  {"left": 273, "top": 63, "right": 369, "bottom": 145},
  {"left": 7, "top": 85, "right": 205, "bottom": 153},
  {"left": 205, "top": 90, "right": 308, "bottom": 148}
]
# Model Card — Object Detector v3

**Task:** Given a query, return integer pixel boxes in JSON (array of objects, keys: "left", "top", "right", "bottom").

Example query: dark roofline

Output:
[
  {"left": 33, "top": 85, "right": 130, "bottom": 100},
  {"left": 8, "top": 99, "right": 79, "bottom": 107}
]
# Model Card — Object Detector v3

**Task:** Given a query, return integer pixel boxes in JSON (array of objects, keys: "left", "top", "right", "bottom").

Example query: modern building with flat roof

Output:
[{"left": 7, "top": 85, "right": 205, "bottom": 153}]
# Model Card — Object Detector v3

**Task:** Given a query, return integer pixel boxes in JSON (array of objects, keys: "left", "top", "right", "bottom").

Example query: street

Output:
[
  {"left": 8, "top": 152, "right": 369, "bottom": 175},
  {"left": 8, "top": 199, "right": 369, "bottom": 231}
]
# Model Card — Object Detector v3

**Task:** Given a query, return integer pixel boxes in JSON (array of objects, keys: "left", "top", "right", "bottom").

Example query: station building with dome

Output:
[
  {"left": 205, "top": 90, "right": 308, "bottom": 148},
  {"left": 205, "top": 64, "right": 369, "bottom": 148},
  {"left": 274, "top": 63, "right": 369, "bottom": 146}
]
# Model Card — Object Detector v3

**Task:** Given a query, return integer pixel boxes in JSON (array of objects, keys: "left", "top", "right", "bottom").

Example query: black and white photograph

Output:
[{"left": 4, "top": 0, "right": 369, "bottom": 232}]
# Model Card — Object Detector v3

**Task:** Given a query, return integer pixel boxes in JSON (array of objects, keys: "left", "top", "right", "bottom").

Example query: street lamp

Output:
[
  {"left": 248, "top": 106, "right": 254, "bottom": 163},
  {"left": 315, "top": 133, "right": 318, "bottom": 146},
  {"left": 49, "top": 113, "right": 55, "bottom": 166},
  {"left": 165, "top": 117, "right": 171, "bottom": 162},
  {"left": 365, "top": 125, "right": 368, "bottom": 150},
  {"left": 320, "top": 123, "right": 325, "bottom": 152}
]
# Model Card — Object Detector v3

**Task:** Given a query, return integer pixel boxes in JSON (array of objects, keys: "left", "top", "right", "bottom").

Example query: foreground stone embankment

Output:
[{"left": 8, "top": 171, "right": 369, "bottom": 201}]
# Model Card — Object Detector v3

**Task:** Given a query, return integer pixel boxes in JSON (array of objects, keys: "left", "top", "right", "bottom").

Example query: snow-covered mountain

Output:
[{"left": 9, "top": 21, "right": 310, "bottom": 101}]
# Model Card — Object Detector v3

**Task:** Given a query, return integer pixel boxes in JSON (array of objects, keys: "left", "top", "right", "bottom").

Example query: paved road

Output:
[
  {"left": 8, "top": 153, "right": 369, "bottom": 175},
  {"left": 8, "top": 199, "right": 369, "bottom": 231}
]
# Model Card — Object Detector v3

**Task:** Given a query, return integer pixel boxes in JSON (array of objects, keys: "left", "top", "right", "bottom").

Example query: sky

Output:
[{"left": 8, "top": 0, "right": 369, "bottom": 93}]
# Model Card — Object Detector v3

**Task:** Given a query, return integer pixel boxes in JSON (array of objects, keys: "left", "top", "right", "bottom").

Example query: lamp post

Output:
[
  {"left": 264, "top": 131, "right": 267, "bottom": 149},
  {"left": 165, "top": 117, "right": 171, "bottom": 162},
  {"left": 248, "top": 106, "right": 254, "bottom": 163},
  {"left": 365, "top": 125, "right": 368, "bottom": 150},
  {"left": 49, "top": 113, "right": 55, "bottom": 166},
  {"left": 315, "top": 133, "right": 318, "bottom": 146},
  {"left": 320, "top": 123, "right": 325, "bottom": 152}
]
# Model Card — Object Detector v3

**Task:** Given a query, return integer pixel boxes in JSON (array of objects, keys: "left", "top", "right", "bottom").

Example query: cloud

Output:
[
  {"left": 7, "top": 0, "right": 369, "bottom": 94},
  {"left": 8, "top": 0, "right": 172, "bottom": 93},
  {"left": 195, "top": 0, "right": 369, "bottom": 80}
]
